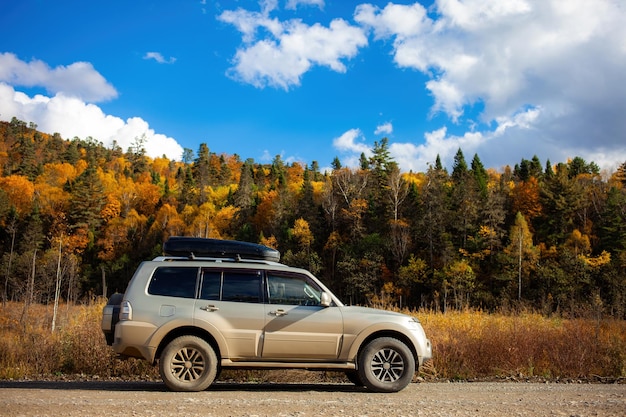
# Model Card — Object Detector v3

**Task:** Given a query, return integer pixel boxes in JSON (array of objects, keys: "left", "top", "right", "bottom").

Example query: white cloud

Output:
[
  {"left": 332, "top": 128, "right": 373, "bottom": 168},
  {"left": 0, "top": 82, "right": 183, "bottom": 160},
  {"left": 355, "top": 3, "right": 430, "bottom": 41},
  {"left": 0, "top": 54, "right": 183, "bottom": 160},
  {"left": 333, "top": 128, "right": 370, "bottom": 154},
  {"left": 436, "top": 0, "right": 532, "bottom": 31},
  {"left": 0, "top": 52, "right": 117, "bottom": 102},
  {"left": 374, "top": 122, "right": 393, "bottom": 136},
  {"left": 336, "top": 105, "right": 614, "bottom": 173},
  {"left": 218, "top": 6, "right": 367, "bottom": 89},
  {"left": 354, "top": 0, "right": 626, "bottom": 171},
  {"left": 218, "top": 8, "right": 283, "bottom": 43},
  {"left": 143, "top": 52, "right": 177, "bottom": 64}
]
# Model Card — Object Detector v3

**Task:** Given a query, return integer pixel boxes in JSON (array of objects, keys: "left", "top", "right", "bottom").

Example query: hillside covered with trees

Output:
[{"left": 1, "top": 118, "right": 625, "bottom": 318}]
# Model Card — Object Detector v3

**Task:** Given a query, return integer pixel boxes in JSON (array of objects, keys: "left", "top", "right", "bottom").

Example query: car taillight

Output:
[{"left": 120, "top": 300, "right": 132, "bottom": 321}]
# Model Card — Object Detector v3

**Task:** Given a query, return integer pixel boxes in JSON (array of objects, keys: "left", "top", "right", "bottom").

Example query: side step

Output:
[{"left": 220, "top": 359, "right": 356, "bottom": 371}]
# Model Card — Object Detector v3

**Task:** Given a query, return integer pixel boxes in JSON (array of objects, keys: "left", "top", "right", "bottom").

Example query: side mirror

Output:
[{"left": 320, "top": 292, "right": 332, "bottom": 307}]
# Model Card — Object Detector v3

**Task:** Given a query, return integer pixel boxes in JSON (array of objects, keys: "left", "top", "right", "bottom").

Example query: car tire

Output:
[
  {"left": 103, "top": 293, "right": 124, "bottom": 345},
  {"left": 159, "top": 335, "right": 218, "bottom": 392},
  {"left": 357, "top": 337, "right": 415, "bottom": 393}
]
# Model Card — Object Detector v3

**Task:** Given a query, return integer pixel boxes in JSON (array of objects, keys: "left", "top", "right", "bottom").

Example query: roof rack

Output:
[
  {"left": 152, "top": 255, "right": 284, "bottom": 266},
  {"left": 162, "top": 237, "right": 281, "bottom": 263}
]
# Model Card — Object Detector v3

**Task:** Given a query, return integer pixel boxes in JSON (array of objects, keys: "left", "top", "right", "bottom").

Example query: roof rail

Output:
[{"left": 152, "top": 256, "right": 284, "bottom": 266}]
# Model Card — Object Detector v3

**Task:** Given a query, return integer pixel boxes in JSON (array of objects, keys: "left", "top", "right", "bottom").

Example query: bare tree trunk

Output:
[
  {"left": 20, "top": 249, "right": 37, "bottom": 325},
  {"left": 518, "top": 232, "right": 523, "bottom": 301},
  {"left": 52, "top": 235, "right": 63, "bottom": 332},
  {"left": 3, "top": 220, "right": 17, "bottom": 306},
  {"left": 102, "top": 266, "right": 107, "bottom": 298}
]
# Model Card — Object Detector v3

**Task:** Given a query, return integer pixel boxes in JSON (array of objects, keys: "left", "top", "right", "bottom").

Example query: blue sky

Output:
[{"left": 1, "top": 0, "right": 625, "bottom": 173}]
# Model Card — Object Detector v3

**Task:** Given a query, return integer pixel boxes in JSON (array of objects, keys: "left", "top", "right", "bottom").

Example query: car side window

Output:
[
  {"left": 148, "top": 267, "right": 198, "bottom": 298},
  {"left": 199, "top": 270, "right": 221, "bottom": 300},
  {"left": 221, "top": 270, "right": 262, "bottom": 303},
  {"left": 267, "top": 272, "right": 322, "bottom": 306}
]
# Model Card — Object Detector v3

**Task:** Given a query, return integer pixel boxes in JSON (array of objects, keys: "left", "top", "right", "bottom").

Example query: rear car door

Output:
[
  {"left": 195, "top": 268, "right": 265, "bottom": 359},
  {"left": 262, "top": 271, "right": 343, "bottom": 360}
]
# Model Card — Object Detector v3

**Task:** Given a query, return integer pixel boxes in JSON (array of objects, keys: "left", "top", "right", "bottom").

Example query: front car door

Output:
[{"left": 262, "top": 271, "right": 343, "bottom": 360}]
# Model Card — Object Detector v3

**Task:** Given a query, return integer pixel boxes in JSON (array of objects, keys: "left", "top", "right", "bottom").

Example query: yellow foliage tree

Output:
[
  {"left": 150, "top": 203, "right": 185, "bottom": 238},
  {"left": 38, "top": 162, "right": 78, "bottom": 187},
  {"left": 292, "top": 218, "right": 313, "bottom": 249},
  {"left": 212, "top": 205, "right": 239, "bottom": 238},
  {"left": 0, "top": 174, "right": 34, "bottom": 215}
]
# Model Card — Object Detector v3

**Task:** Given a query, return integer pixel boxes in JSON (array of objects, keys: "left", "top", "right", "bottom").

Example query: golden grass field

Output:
[{"left": 0, "top": 300, "right": 624, "bottom": 382}]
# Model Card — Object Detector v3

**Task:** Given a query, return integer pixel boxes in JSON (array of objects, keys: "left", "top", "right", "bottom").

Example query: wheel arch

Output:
[
  {"left": 351, "top": 330, "right": 419, "bottom": 370},
  {"left": 155, "top": 326, "right": 222, "bottom": 364}
]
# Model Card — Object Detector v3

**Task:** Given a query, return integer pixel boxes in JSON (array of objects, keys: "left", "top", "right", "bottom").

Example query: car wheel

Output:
[
  {"left": 159, "top": 335, "right": 218, "bottom": 392},
  {"left": 357, "top": 337, "right": 415, "bottom": 393}
]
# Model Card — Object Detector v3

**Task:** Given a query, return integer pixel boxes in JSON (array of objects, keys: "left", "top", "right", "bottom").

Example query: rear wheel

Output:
[
  {"left": 159, "top": 335, "right": 218, "bottom": 392},
  {"left": 357, "top": 337, "right": 415, "bottom": 393}
]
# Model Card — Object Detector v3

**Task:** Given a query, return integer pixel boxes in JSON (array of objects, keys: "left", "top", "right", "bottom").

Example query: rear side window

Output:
[{"left": 148, "top": 267, "right": 198, "bottom": 298}]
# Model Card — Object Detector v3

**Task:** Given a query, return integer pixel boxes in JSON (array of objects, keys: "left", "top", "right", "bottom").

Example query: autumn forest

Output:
[{"left": 1, "top": 118, "right": 625, "bottom": 318}]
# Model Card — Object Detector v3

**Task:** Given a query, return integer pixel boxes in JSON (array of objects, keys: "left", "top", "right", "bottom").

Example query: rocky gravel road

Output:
[{"left": 1, "top": 380, "right": 624, "bottom": 417}]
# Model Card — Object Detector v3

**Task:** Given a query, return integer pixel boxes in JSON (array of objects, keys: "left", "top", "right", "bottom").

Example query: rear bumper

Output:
[{"left": 112, "top": 321, "right": 159, "bottom": 363}]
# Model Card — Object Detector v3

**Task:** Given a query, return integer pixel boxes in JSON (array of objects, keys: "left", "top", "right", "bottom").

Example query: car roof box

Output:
[{"left": 163, "top": 237, "right": 280, "bottom": 262}]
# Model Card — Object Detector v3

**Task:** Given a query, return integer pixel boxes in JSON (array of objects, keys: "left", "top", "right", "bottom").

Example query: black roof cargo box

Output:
[{"left": 163, "top": 237, "right": 280, "bottom": 262}]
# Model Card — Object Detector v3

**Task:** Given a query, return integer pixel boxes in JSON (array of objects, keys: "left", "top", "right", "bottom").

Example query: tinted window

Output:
[
  {"left": 222, "top": 270, "right": 261, "bottom": 303},
  {"left": 148, "top": 267, "right": 198, "bottom": 298},
  {"left": 200, "top": 270, "right": 221, "bottom": 300},
  {"left": 267, "top": 272, "right": 322, "bottom": 306}
]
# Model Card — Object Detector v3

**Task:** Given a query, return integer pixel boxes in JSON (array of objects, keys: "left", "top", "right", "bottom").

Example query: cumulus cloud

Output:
[
  {"left": 0, "top": 54, "right": 183, "bottom": 160},
  {"left": 143, "top": 52, "right": 177, "bottom": 64},
  {"left": 0, "top": 82, "right": 183, "bottom": 160},
  {"left": 374, "top": 122, "right": 393, "bottom": 136},
  {"left": 388, "top": 108, "right": 542, "bottom": 172},
  {"left": 353, "top": 0, "right": 626, "bottom": 171},
  {"left": 0, "top": 52, "right": 117, "bottom": 102},
  {"left": 332, "top": 128, "right": 373, "bottom": 168},
  {"left": 218, "top": 4, "right": 367, "bottom": 89}
]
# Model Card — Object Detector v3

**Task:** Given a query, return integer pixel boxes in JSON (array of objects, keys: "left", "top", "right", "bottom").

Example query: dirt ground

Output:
[{"left": 0, "top": 380, "right": 624, "bottom": 417}]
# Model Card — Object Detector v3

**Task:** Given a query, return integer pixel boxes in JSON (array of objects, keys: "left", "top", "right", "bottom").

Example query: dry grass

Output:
[
  {"left": 0, "top": 300, "right": 157, "bottom": 380},
  {"left": 0, "top": 301, "right": 624, "bottom": 382},
  {"left": 416, "top": 309, "right": 626, "bottom": 381}
]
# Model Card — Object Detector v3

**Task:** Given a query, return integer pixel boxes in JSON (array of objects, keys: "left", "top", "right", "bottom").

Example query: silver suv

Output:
[{"left": 102, "top": 237, "right": 431, "bottom": 392}]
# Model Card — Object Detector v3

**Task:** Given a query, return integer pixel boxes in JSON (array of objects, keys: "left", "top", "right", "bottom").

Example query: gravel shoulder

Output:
[{"left": 0, "top": 380, "right": 624, "bottom": 417}]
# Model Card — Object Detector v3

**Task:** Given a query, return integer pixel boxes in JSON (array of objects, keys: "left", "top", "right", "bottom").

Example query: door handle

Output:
[
  {"left": 200, "top": 304, "right": 219, "bottom": 312},
  {"left": 270, "top": 309, "right": 287, "bottom": 317}
]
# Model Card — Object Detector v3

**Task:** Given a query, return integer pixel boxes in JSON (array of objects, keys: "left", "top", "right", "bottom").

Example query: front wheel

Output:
[
  {"left": 159, "top": 335, "right": 218, "bottom": 392},
  {"left": 357, "top": 337, "right": 415, "bottom": 393}
]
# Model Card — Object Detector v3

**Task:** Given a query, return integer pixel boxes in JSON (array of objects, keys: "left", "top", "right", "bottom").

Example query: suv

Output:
[{"left": 102, "top": 237, "right": 431, "bottom": 392}]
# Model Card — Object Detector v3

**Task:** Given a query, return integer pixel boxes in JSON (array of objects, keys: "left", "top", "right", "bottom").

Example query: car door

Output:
[
  {"left": 194, "top": 268, "right": 265, "bottom": 359},
  {"left": 262, "top": 271, "right": 343, "bottom": 360}
]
